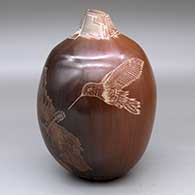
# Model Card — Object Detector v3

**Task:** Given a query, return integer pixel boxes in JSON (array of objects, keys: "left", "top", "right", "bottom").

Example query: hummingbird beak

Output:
[{"left": 68, "top": 94, "right": 83, "bottom": 110}]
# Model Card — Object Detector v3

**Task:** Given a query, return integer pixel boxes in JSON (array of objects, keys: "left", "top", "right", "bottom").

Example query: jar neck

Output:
[{"left": 78, "top": 9, "right": 120, "bottom": 40}]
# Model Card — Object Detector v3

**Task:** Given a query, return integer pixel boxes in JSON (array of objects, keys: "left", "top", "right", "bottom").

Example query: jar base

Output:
[{"left": 73, "top": 172, "right": 127, "bottom": 182}]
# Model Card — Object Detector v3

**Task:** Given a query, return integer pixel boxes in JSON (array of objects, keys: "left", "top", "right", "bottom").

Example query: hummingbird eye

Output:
[{"left": 87, "top": 88, "right": 92, "bottom": 92}]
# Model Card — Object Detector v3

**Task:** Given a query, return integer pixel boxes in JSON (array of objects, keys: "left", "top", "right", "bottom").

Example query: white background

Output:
[{"left": 1, "top": 0, "right": 195, "bottom": 194}]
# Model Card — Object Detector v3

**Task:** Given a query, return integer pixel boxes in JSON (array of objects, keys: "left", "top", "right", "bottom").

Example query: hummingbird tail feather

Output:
[{"left": 123, "top": 98, "right": 141, "bottom": 115}]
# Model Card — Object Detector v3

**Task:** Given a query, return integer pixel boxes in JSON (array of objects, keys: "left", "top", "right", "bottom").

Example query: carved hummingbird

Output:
[{"left": 68, "top": 57, "right": 144, "bottom": 115}]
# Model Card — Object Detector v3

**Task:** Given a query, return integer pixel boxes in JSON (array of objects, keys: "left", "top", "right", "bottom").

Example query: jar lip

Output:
[
  {"left": 87, "top": 9, "right": 106, "bottom": 15},
  {"left": 69, "top": 9, "right": 120, "bottom": 40}
]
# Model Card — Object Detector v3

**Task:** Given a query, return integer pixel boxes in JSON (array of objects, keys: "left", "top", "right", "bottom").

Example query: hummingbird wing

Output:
[
  {"left": 102, "top": 58, "right": 144, "bottom": 90},
  {"left": 50, "top": 123, "right": 92, "bottom": 172},
  {"left": 38, "top": 67, "right": 56, "bottom": 126}
]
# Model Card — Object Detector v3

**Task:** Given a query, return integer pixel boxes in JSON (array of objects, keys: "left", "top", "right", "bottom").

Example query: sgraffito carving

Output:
[
  {"left": 70, "top": 9, "right": 120, "bottom": 40},
  {"left": 68, "top": 58, "right": 144, "bottom": 115},
  {"left": 38, "top": 67, "right": 92, "bottom": 172},
  {"left": 38, "top": 57, "right": 143, "bottom": 172}
]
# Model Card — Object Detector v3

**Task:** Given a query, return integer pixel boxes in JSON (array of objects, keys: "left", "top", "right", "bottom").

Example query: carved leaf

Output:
[
  {"left": 38, "top": 67, "right": 92, "bottom": 172},
  {"left": 50, "top": 123, "right": 92, "bottom": 172}
]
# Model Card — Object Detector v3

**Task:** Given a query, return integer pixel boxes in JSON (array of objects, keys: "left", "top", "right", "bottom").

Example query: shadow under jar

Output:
[{"left": 37, "top": 9, "right": 156, "bottom": 181}]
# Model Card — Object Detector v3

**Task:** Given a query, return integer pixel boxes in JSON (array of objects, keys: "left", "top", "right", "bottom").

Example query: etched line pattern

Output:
[
  {"left": 70, "top": 10, "right": 120, "bottom": 40},
  {"left": 68, "top": 57, "right": 144, "bottom": 115},
  {"left": 38, "top": 67, "right": 92, "bottom": 172}
]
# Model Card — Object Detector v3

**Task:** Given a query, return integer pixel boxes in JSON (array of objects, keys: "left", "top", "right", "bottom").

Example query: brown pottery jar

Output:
[{"left": 37, "top": 9, "right": 156, "bottom": 181}]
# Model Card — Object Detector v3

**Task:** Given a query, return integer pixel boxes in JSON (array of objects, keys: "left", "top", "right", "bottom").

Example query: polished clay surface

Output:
[{"left": 37, "top": 9, "right": 156, "bottom": 181}]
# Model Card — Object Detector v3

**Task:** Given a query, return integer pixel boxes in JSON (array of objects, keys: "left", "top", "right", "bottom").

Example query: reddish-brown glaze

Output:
[{"left": 37, "top": 10, "right": 156, "bottom": 181}]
